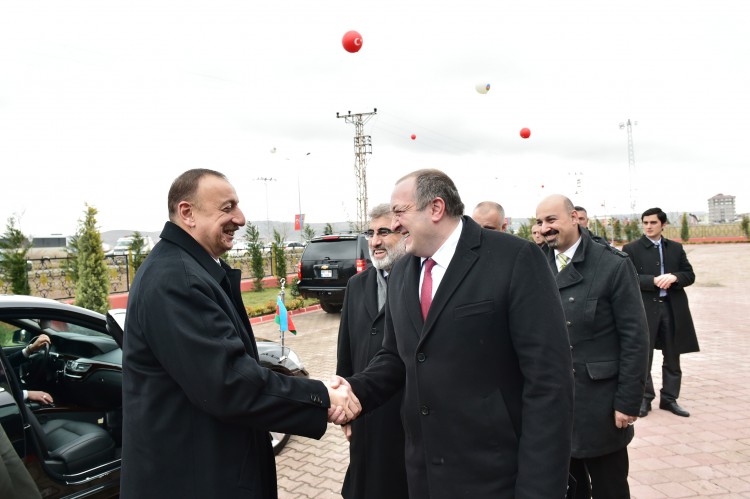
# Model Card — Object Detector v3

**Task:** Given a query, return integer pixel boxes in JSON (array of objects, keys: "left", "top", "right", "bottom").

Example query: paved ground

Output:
[{"left": 252, "top": 243, "right": 750, "bottom": 498}]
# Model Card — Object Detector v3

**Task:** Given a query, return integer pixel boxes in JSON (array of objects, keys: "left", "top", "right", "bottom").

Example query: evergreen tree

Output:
[
  {"left": 613, "top": 219, "right": 623, "bottom": 242},
  {"left": 516, "top": 221, "right": 532, "bottom": 241},
  {"left": 64, "top": 233, "right": 81, "bottom": 283},
  {"left": 74, "top": 205, "right": 110, "bottom": 314},
  {"left": 272, "top": 229, "right": 287, "bottom": 281},
  {"left": 245, "top": 224, "right": 265, "bottom": 291},
  {"left": 324, "top": 223, "right": 334, "bottom": 235},
  {"left": 129, "top": 231, "right": 147, "bottom": 277},
  {"left": 302, "top": 224, "right": 316, "bottom": 243},
  {"left": 680, "top": 213, "right": 690, "bottom": 242},
  {"left": 0, "top": 216, "right": 31, "bottom": 295},
  {"left": 741, "top": 215, "right": 750, "bottom": 240}
]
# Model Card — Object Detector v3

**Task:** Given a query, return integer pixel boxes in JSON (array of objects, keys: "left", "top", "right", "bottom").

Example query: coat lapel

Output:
[
  {"left": 555, "top": 231, "right": 586, "bottom": 290},
  {"left": 402, "top": 255, "right": 424, "bottom": 336},
  {"left": 362, "top": 268, "right": 380, "bottom": 322},
  {"left": 421, "top": 217, "right": 480, "bottom": 339}
]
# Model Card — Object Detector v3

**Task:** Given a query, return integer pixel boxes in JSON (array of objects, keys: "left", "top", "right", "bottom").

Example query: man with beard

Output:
[
  {"left": 536, "top": 195, "right": 649, "bottom": 499},
  {"left": 336, "top": 203, "right": 409, "bottom": 499},
  {"left": 121, "top": 169, "right": 359, "bottom": 499}
]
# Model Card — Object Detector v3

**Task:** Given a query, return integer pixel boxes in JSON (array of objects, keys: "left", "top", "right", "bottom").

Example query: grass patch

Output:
[{"left": 241, "top": 286, "right": 318, "bottom": 317}]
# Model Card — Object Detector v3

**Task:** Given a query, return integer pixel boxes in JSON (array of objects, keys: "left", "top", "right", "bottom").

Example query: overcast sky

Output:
[{"left": 1, "top": 1, "right": 748, "bottom": 239}]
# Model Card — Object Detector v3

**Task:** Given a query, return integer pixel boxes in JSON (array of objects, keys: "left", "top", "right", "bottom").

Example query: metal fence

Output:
[{"left": 0, "top": 250, "right": 303, "bottom": 301}]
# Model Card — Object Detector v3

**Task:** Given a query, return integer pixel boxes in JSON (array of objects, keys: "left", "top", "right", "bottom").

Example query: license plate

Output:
[{"left": 321, "top": 269, "right": 332, "bottom": 278}]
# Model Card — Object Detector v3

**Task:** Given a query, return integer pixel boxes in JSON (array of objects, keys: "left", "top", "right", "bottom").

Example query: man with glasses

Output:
[{"left": 336, "top": 204, "right": 408, "bottom": 499}]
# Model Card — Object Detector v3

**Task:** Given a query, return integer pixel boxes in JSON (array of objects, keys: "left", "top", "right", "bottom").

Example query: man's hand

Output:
[
  {"left": 27, "top": 391, "right": 54, "bottom": 405},
  {"left": 326, "top": 375, "right": 361, "bottom": 425},
  {"left": 28, "top": 334, "right": 51, "bottom": 353},
  {"left": 614, "top": 410, "right": 636, "bottom": 429},
  {"left": 340, "top": 423, "right": 352, "bottom": 442},
  {"left": 654, "top": 273, "right": 677, "bottom": 289}
]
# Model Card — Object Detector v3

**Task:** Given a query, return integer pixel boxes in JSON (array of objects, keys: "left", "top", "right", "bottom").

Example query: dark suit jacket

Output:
[
  {"left": 621, "top": 236, "right": 699, "bottom": 353},
  {"left": 349, "top": 217, "right": 574, "bottom": 499},
  {"left": 121, "top": 222, "right": 330, "bottom": 499},
  {"left": 545, "top": 231, "right": 649, "bottom": 458},
  {"left": 336, "top": 266, "right": 408, "bottom": 499}
]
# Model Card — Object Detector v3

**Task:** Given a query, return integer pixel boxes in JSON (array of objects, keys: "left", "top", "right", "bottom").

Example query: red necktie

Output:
[{"left": 421, "top": 258, "right": 436, "bottom": 321}]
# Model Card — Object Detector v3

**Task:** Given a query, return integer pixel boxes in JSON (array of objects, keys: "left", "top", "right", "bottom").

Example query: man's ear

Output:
[
  {"left": 177, "top": 201, "right": 195, "bottom": 228},
  {"left": 429, "top": 197, "right": 446, "bottom": 222}
]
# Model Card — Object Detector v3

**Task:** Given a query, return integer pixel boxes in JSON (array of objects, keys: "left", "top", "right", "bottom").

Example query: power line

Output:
[{"left": 336, "top": 108, "right": 377, "bottom": 232}]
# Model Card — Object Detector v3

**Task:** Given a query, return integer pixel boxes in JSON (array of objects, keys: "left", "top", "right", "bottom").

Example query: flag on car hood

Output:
[{"left": 274, "top": 296, "right": 297, "bottom": 334}]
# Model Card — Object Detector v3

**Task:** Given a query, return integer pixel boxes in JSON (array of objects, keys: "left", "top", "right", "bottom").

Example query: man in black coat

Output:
[
  {"left": 622, "top": 207, "right": 699, "bottom": 418},
  {"left": 336, "top": 203, "right": 409, "bottom": 499},
  {"left": 537, "top": 195, "right": 649, "bottom": 499},
  {"left": 342, "top": 169, "right": 575, "bottom": 499},
  {"left": 121, "top": 169, "right": 358, "bottom": 499}
]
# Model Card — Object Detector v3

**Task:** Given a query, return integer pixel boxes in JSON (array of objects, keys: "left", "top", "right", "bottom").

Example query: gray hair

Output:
[{"left": 368, "top": 203, "right": 392, "bottom": 221}]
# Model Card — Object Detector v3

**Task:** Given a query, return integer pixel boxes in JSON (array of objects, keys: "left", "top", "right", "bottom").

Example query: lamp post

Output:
[{"left": 255, "top": 176, "right": 276, "bottom": 241}]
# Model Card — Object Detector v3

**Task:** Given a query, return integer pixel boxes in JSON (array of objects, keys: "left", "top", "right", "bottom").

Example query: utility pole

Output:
[
  {"left": 337, "top": 108, "right": 377, "bottom": 232},
  {"left": 619, "top": 119, "right": 638, "bottom": 213},
  {"left": 255, "top": 176, "right": 276, "bottom": 241}
]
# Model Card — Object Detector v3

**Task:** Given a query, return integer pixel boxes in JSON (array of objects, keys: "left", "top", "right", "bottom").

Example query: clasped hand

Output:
[
  {"left": 326, "top": 375, "right": 361, "bottom": 425},
  {"left": 654, "top": 273, "right": 677, "bottom": 289}
]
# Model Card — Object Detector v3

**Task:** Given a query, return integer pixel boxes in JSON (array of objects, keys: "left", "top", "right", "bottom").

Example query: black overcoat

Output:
[
  {"left": 544, "top": 231, "right": 650, "bottom": 458},
  {"left": 621, "top": 236, "right": 699, "bottom": 353},
  {"left": 121, "top": 222, "right": 330, "bottom": 499},
  {"left": 336, "top": 266, "right": 408, "bottom": 499},
  {"left": 349, "top": 217, "right": 575, "bottom": 499}
]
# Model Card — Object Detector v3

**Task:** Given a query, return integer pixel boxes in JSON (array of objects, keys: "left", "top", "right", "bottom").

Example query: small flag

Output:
[
  {"left": 274, "top": 296, "right": 297, "bottom": 334},
  {"left": 294, "top": 214, "right": 305, "bottom": 231}
]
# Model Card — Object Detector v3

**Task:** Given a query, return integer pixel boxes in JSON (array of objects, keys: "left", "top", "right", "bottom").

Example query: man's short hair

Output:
[
  {"left": 368, "top": 203, "right": 392, "bottom": 221},
  {"left": 641, "top": 207, "right": 668, "bottom": 224},
  {"left": 168, "top": 169, "right": 226, "bottom": 220},
  {"left": 398, "top": 169, "right": 465, "bottom": 217},
  {"left": 474, "top": 201, "right": 505, "bottom": 221},
  {"left": 574, "top": 206, "right": 587, "bottom": 214}
]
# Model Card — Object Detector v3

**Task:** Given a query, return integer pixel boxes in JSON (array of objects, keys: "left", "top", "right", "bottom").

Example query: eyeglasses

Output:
[{"left": 363, "top": 228, "right": 396, "bottom": 239}]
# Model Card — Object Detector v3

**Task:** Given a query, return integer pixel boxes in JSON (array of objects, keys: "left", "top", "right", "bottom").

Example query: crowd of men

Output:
[{"left": 4, "top": 167, "right": 698, "bottom": 499}]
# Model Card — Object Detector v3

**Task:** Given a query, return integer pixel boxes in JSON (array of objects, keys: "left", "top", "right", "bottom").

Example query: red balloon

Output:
[
  {"left": 410, "top": 134, "right": 416, "bottom": 140},
  {"left": 520, "top": 128, "right": 531, "bottom": 139},
  {"left": 342, "top": 31, "right": 363, "bottom": 53}
]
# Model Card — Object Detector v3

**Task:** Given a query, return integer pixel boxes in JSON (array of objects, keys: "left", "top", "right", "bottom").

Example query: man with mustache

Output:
[
  {"left": 121, "top": 169, "right": 359, "bottom": 499},
  {"left": 336, "top": 203, "right": 409, "bottom": 499},
  {"left": 536, "top": 195, "right": 649, "bottom": 499}
]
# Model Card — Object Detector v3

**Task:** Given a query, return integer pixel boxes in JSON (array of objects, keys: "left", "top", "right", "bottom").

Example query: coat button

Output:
[
  {"left": 420, "top": 405, "right": 430, "bottom": 416},
  {"left": 370, "top": 328, "right": 378, "bottom": 335},
  {"left": 566, "top": 321, "right": 572, "bottom": 327},
  {"left": 570, "top": 345, "right": 573, "bottom": 350},
  {"left": 417, "top": 353, "right": 426, "bottom": 362},
  {"left": 568, "top": 297, "right": 575, "bottom": 302}
]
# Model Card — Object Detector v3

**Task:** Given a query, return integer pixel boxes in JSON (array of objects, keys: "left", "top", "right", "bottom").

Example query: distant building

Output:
[{"left": 708, "top": 193, "right": 736, "bottom": 223}]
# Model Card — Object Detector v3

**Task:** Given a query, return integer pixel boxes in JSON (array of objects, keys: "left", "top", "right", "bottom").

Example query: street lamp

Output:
[{"left": 255, "top": 176, "right": 276, "bottom": 241}]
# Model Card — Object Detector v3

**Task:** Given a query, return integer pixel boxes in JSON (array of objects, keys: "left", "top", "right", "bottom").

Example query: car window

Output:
[
  {"left": 303, "top": 240, "right": 357, "bottom": 260},
  {"left": 0, "top": 317, "right": 109, "bottom": 346}
]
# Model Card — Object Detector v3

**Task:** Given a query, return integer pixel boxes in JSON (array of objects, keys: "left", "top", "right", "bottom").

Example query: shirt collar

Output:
[
  {"left": 421, "top": 218, "right": 463, "bottom": 269},
  {"left": 647, "top": 236, "right": 663, "bottom": 246},
  {"left": 554, "top": 234, "right": 582, "bottom": 261}
]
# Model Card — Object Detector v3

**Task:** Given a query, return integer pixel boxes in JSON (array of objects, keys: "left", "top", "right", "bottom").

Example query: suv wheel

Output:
[{"left": 319, "top": 297, "right": 342, "bottom": 314}]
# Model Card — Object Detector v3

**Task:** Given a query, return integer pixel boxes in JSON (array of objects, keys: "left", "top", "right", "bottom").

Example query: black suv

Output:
[{"left": 296, "top": 233, "right": 371, "bottom": 313}]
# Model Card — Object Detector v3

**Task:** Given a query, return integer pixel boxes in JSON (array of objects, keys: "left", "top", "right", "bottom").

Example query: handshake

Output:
[{"left": 326, "top": 375, "right": 361, "bottom": 426}]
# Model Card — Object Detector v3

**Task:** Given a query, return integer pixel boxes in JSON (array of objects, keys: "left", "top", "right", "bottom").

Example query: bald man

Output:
[{"left": 472, "top": 201, "right": 507, "bottom": 232}]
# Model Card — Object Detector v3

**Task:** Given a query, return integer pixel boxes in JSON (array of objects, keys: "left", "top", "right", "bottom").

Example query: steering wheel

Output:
[{"left": 20, "top": 335, "right": 51, "bottom": 383}]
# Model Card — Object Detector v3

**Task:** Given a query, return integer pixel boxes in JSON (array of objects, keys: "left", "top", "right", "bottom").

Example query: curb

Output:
[{"left": 249, "top": 304, "right": 322, "bottom": 325}]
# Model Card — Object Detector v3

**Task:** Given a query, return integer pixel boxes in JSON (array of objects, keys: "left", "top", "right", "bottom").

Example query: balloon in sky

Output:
[
  {"left": 410, "top": 134, "right": 416, "bottom": 140},
  {"left": 475, "top": 83, "right": 491, "bottom": 94},
  {"left": 520, "top": 127, "right": 531, "bottom": 139},
  {"left": 342, "top": 30, "right": 363, "bottom": 53}
]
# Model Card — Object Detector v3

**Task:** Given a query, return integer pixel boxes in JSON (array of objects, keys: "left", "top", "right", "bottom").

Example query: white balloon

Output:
[{"left": 475, "top": 83, "right": 490, "bottom": 94}]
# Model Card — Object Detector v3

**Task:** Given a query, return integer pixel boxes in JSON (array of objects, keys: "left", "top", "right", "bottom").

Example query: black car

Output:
[
  {"left": 296, "top": 233, "right": 371, "bottom": 313},
  {"left": 0, "top": 296, "right": 309, "bottom": 498}
]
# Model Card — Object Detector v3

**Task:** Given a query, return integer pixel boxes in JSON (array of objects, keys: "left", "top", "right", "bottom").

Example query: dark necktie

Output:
[
  {"left": 420, "top": 258, "right": 436, "bottom": 321},
  {"left": 655, "top": 241, "right": 667, "bottom": 297}
]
